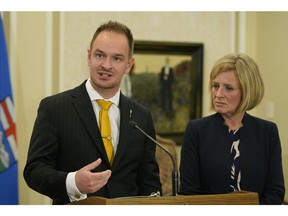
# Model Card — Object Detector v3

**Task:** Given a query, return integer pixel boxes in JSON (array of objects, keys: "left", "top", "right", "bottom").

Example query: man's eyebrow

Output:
[
  {"left": 94, "top": 49, "right": 125, "bottom": 57},
  {"left": 114, "top": 53, "right": 125, "bottom": 57},
  {"left": 94, "top": 49, "right": 104, "bottom": 53}
]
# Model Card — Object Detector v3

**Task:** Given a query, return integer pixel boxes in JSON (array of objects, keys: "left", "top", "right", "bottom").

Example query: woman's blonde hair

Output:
[{"left": 209, "top": 53, "right": 264, "bottom": 113}]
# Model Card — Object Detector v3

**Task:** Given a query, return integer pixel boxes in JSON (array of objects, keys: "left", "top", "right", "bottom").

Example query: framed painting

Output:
[{"left": 123, "top": 41, "right": 203, "bottom": 144}]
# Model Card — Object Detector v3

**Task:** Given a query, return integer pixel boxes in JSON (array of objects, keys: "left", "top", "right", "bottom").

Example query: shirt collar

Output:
[{"left": 85, "top": 78, "right": 120, "bottom": 106}]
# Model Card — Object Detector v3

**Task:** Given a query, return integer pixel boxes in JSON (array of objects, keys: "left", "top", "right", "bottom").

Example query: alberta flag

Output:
[{"left": 0, "top": 15, "right": 18, "bottom": 204}]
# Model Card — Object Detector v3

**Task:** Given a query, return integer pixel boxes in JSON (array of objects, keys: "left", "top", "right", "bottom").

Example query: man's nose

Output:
[{"left": 101, "top": 57, "right": 113, "bottom": 70}]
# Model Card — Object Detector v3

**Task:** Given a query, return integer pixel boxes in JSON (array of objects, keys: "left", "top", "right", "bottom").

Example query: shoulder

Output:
[
  {"left": 121, "top": 94, "right": 151, "bottom": 114},
  {"left": 39, "top": 81, "right": 86, "bottom": 106},
  {"left": 244, "top": 113, "right": 278, "bottom": 129},
  {"left": 187, "top": 113, "right": 222, "bottom": 128},
  {"left": 183, "top": 113, "right": 224, "bottom": 137},
  {"left": 243, "top": 113, "right": 280, "bottom": 140},
  {"left": 120, "top": 94, "right": 155, "bottom": 130}
]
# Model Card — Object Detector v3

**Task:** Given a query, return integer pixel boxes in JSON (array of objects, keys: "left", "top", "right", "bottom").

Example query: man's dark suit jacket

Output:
[
  {"left": 180, "top": 112, "right": 285, "bottom": 204},
  {"left": 23, "top": 81, "right": 162, "bottom": 204}
]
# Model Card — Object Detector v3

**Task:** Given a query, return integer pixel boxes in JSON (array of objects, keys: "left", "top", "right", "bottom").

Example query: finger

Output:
[
  {"left": 92, "top": 170, "right": 112, "bottom": 190},
  {"left": 100, "top": 170, "right": 112, "bottom": 179},
  {"left": 81, "top": 158, "right": 102, "bottom": 172},
  {"left": 91, "top": 169, "right": 112, "bottom": 182}
]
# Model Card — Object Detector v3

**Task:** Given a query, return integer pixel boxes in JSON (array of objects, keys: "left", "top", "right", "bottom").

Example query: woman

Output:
[{"left": 179, "top": 53, "right": 285, "bottom": 204}]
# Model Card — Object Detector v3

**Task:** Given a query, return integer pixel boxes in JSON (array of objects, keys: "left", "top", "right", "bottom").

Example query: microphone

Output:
[{"left": 129, "top": 120, "right": 178, "bottom": 196}]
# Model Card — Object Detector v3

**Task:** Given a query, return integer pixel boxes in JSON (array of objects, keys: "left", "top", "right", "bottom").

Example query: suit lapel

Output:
[
  {"left": 70, "top": 81, "right": 108, "bottom": 162},
  {"left": 112, "top": 94, "right": 132, "bottom": 168}
]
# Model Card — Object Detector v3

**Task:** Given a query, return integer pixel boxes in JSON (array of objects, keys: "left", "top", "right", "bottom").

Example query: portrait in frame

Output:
[{"left": 122, "top": 41, "right": 203, "bottom": 144}]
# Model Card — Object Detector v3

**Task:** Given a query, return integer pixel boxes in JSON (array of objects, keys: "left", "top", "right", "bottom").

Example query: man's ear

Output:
[
  {"left": 125, "top": 58, "right": 134, "bottom": 73},
  {"left": 87, "top": 49, "right": 91, "bottom": 66}
]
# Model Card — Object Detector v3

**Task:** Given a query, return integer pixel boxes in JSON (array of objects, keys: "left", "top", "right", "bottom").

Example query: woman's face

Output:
[{"left": 211, "top": 70, "right": 242, "bottom": 117}]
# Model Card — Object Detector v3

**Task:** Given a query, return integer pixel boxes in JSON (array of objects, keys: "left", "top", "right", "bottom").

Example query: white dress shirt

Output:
[{"left": 66, "top": 78, "right": 121, "bottom": 202}]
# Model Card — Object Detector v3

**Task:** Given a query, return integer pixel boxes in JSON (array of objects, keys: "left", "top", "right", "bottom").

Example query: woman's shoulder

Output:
[
  {"left": 244, "top": 113, "right": 278, "bottom": 130},
  {"left": 187, "top": 113, "right": 222, "bottom": 128},
  {"left": 191, "top": 112, "right": 220, "bottom": 122}
]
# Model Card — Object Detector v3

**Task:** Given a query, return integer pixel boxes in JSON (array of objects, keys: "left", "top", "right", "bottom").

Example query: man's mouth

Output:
[{"left": 99, "top": 72, "right": 112, "bottom": 78}]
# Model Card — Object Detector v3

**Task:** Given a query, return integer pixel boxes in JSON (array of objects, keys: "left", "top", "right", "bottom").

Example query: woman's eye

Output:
[{"left": 226, "top": 86, "right": 234, "bottom": 91}]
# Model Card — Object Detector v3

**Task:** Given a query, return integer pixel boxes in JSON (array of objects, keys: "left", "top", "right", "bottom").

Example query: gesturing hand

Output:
[{"left": 75, "top": 158, "right": 112, "bottom": 194}]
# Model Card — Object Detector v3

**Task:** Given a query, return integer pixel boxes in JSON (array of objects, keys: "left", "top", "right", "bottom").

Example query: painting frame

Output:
[{"left": 130, "top": 41, "right": 203, "bottom": 145}]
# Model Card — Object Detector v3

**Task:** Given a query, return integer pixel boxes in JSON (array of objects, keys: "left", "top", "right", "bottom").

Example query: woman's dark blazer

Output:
[
  {"left": 180, "top": 112, "right": 285, "bottom": 204},
  {"left": 23, "top": 81, "right": 162, "bottom": 204}
]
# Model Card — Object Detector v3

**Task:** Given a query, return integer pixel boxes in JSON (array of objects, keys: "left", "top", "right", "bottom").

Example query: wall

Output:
[
  {"left": 5, "top": 11, "right": 287, "bottom": 204},
  {"left": 255, "top": 12, "right": 288, "bottom": 201},
  {"left": 60, "top": 12, "right": 235, "bottom": 116}
]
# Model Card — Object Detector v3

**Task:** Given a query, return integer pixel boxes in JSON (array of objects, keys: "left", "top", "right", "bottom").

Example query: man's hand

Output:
[{"left": 75, "top": 158, "right": 111, "bottom": 194}]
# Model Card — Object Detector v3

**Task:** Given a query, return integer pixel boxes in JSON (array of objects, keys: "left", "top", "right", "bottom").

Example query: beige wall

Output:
[
  {"left": 4, "top": 11, "right": 287, "bottom": 204},
  {"left": 255, "top": 12, "right": 288, "bottom": 201}
]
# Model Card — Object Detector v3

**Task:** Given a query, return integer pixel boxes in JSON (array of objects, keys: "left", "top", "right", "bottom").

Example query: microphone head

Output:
[{"left": 129, "top": 121, "right": 137, "bottom": 128}]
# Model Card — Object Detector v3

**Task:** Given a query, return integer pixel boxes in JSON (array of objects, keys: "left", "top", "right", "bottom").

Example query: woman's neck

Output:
[{"left": 221, "top": 112, "right": 245, "bottom": 130}]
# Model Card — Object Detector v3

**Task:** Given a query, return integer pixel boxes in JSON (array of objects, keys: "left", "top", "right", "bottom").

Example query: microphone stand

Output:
[{"left": 131, "top": 121, "right": 178, "bottom": 196}]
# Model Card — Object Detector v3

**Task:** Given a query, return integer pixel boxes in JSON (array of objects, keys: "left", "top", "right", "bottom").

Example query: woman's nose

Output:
[{"left": 215, "top": 86, "right": 225, "bottom": 97}]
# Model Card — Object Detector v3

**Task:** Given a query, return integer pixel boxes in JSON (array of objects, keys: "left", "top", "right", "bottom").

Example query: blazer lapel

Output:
[
  {"left": 70, "top": 81, "right": 108, "bottom": 162},
  {"left": 111, "top": 94, "right": 132, "bottom": 168}
]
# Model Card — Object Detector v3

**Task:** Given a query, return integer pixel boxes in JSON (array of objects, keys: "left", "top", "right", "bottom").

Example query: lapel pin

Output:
[{"left": 129, "top": 109, "right": 132, "bottom": 118}]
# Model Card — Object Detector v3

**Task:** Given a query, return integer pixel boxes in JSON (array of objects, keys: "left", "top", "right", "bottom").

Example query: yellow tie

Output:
[{"left": 97, "top": 100, "right": 114, "bottom": 165}]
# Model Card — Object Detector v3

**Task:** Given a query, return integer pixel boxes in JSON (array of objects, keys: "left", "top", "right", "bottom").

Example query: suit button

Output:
[{"left": 74, "top": 194, "right": 80, "bottom": 199}]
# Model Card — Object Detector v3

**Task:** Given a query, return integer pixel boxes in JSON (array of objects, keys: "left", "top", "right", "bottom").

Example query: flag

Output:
[{"left": 0, "top": 15, "right": 18, "bottom": 205}]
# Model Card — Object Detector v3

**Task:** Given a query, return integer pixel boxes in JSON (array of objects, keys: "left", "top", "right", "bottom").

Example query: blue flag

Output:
[{"left": 0, "top": 15, "right": 19, "bottom": 205}]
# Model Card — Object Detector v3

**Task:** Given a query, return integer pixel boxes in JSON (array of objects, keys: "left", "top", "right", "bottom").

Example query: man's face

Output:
[{"left": 88, "top": 30, "right": 134, "bottom": 97}]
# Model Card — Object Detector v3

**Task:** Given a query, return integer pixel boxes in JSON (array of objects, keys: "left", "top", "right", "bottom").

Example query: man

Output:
[
  {"left": 160, "top": 57, "right": 175, "bottom": 116},
  {"left": 24, "top": 21, "right": 162, "bottom": 204}
]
